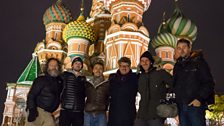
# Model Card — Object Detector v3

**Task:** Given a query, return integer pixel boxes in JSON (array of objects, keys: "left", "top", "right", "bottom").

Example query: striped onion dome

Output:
[
  {"left": 167, "top": 4, "right": 197, "bottom": 42},
  {"left": 62, "top": 7, "right": 96, "bottom": 43},
  {"left": 152, "top": 32, "right": 177, "bottom": 49},
  {"left": 43, "top": 0, "right": 73, "bottom": 25},
  {"left": 152, "top": 12, "right": 177, "bottom": 49}
]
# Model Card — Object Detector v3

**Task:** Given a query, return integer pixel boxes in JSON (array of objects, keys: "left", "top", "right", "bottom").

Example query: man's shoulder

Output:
[
  {"left": 109, "top": 73, "right": 116, "bottom": 80},
  {"left": 62, "top": 71, "right": 73, "bottom": 75},
  {"left": 36, "top": 73, "right": 47, "bottom": 79},
  {"left": 129, "top": 72, "right": 139, "bottom": 79}
]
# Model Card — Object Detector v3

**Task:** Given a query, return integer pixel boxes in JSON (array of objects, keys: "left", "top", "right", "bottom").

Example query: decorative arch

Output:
[
  {"left": 139, "top": 26, "right": 149, "bottom": 37},
  {"left": 107, "top": 24, "right": 121, "bottom": 34},
  {"left": 121, "top": 23, "right": 138, "bottom": 31}
]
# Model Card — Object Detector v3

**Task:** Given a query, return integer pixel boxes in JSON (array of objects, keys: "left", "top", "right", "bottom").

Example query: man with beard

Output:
[
  {"left": 26, "top": 58, "right": 63, "bottom": 126},
  {"left": 59, "top": 57, "right": 86, "bottom": 126},
  {"left": 173, "top": 39, "right": 215, "bottom": 126}
]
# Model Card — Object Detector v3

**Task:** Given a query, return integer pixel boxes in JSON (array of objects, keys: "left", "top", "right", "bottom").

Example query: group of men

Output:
[{"left": 25, "top": 39, "right": 215, "bottom": 126}]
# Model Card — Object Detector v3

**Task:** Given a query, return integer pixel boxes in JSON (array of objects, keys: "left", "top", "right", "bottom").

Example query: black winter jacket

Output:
[
  {"left": 61, "top": 71, "right": 86, "bottom": 112},
  {"left": 27, "top": 74, "right": 63, "bottom": 113},
  {"left": 108, "top": 70, "right": 138, "bottom": 126},
  {"left": 173, "top": 51, "right": 215, "bottom": 105}
]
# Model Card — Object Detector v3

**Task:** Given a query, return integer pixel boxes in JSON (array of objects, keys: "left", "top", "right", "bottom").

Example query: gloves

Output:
[{"left": 28, "top": 108, "right": 38, "bottom": 122}]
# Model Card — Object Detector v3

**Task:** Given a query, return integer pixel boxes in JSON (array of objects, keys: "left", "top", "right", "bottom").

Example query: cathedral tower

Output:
[
  {"left": 35, "top": 0, "right": 72, "bottom": 71},
  {"left": 103, "top": 0, "right": 151, "bottom": 74},
  {"left": 62, "top": 1, "right": 96, "bottom": 71}
]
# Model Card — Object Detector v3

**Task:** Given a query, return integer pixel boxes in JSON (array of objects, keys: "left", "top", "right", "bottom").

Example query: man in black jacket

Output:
[
  {"left": 108, "top": 57, "right": 138, "bottom": 126},
  {"left": 26, "top": 58, "right": 63, "bottom": 126},
  {"left": 59, "top": 57, "right": 86, "bottom": 126},
  {"left": 173, "top": 39, "right": 215, "bottom": 126}
]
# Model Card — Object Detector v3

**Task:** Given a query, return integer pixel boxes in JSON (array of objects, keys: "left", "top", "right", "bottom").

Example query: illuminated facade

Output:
[{"left": 2, "top": 0, "right": 198, "bottom": 125}]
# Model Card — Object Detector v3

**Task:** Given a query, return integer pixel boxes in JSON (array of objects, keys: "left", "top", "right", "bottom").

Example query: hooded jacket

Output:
[{"left": 137, "top": 67, "right": 173, "bottom": 119}]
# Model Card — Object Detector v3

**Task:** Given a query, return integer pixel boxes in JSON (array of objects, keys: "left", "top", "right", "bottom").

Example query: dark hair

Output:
[
  {"left": 44, "top": 58, "right": 62, "bottom": 74},
  {"left": 92, "top": 62, "right": 104, "bottom": 69},
  {"left": 118, "top": 57, "right": 131, "bottom": 66},
  {"left": 177, "top": 38, "right": 191, "bottom": 47}
]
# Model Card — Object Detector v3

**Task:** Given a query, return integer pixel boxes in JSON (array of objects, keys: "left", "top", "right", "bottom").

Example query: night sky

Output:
[{"left": 0, "top": 0, "right": 223, "bottom": 123}]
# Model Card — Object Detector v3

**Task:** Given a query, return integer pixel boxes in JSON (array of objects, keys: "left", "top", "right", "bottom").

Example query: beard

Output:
[
  {"left": 73, "top": 67, "right": 82, "bottom": 72},
  {"left": 48, "top": 69, "right": 60, "bottom": 77}
]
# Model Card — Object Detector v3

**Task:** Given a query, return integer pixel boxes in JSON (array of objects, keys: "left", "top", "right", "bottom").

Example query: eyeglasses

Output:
[{"left": 119, "top": 65, "right": 130, "bottom": 68}]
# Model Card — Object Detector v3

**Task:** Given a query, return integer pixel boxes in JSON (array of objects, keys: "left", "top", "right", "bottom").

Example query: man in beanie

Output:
[
  {"left": 135, "top": 51, "right": 173, "bottom": 126},
  {"left": 59, "top": 57, "right": 86, "bottom": 126}
]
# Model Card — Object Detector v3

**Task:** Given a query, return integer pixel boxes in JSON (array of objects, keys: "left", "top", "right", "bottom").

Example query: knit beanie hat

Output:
[
  {"left": 72, "top": 57, "right": 83, "bottom": 66},
  {"left": 140, "top": 51, "right": 154, "bottom": 64}
]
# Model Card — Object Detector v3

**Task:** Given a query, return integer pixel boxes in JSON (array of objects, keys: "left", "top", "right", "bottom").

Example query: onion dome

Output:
[
  {"left": 152, "top": 13, "right": 177, "bottom": 49},
  {"left": 104, "top": 0, "right": 151, "bottom": 11},
  {"left": 152, "top": 32, "right": 177, "bottom": 49},
  {"left": 62, "top": 3, "right": 96, "bottom": 43},
  {"left": 43, "top": 0, "right": 73, "bottom": 25},
  {"left": 167, "top": 0, "right": 197, "bottom": 42}
]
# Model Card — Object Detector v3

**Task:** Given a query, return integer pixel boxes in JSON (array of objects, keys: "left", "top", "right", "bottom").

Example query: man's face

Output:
[
  {"left": 93, "top": 64, "right": 104, "bottom": 77},
  {"left": 140, "top": 57, "right": 151, "bottom": 72},
  {"left": 47, "top": 60, "right": 59, "bottom": 77},
  {"left": 119, "top": 62, "right": 131, "bottom": 75},
  {"left": 176, "top": 42, "right": 191, "bottom": 58},
  {"left": 72, "top": 61, "right": 82, "bottom": 72}
]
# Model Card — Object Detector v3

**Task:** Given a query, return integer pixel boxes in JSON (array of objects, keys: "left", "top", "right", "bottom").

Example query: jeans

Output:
[
  {"left": 84, "top": 111, "right": 107, "bottom": 126},
  {"left": 59, "top": 110, "right": 84, "bottom": 126},
  {"left": 178, "top": 104, "right": 206, "bottom": 126}
]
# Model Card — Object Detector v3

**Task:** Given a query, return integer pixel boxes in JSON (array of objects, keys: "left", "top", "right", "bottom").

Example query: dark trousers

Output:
[
  {"left": 59, "top": 110, "right": 84, "bottom": 126},
  {"left": 178, "top": 104, "right": 206, "bottom": 126},
  {"left": 134, "top": 118, "right": 164, "bottom": 126}
]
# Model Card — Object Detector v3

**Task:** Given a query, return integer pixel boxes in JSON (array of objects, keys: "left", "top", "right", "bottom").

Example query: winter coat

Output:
[
  {"left": 85, "top": 76, "right": 110, "bottom": 113},
  {"left": 108, "top": 70, "right": 138, "bottom": 126},
  {"left": 173, "top": 50, "right": 215, "bottom": 105},
  {"left": 137, "top": 67, "right": 173, "bottom": 120},
  {"left": 60, "top": 71, "right": 86, "bottom": 112},
  {"left": 27, "top": 74, "right": 63, "bottom": 113}
]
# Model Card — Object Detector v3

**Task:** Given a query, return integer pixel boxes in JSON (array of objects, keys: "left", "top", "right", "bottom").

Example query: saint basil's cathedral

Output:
[{"left": 1, "top": 0, "right": 197, "bottom": 125}]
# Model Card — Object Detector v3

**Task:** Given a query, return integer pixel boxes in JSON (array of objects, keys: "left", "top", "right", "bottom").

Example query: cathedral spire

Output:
[
  {"left": 77, "top": 0, "right": 85, "bottom": 21},
  {"left": 57, "top": 0, "right": 62, "bottom": 4}
]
